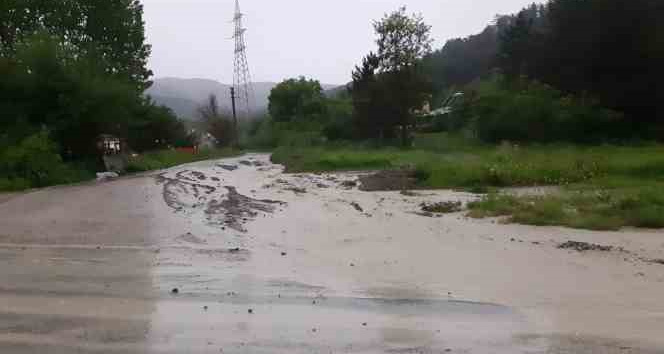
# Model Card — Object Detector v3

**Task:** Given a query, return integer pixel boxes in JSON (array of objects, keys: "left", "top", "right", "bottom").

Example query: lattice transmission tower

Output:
[{"left": 232, "top": 0, "right": 254, "bottom": 120}]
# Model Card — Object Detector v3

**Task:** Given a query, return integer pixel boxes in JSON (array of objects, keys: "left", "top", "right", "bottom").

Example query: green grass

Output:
[
  {"left": 467, "top": 188, "right": 664, "bottom": 231},
  {"left": 126, "top": 148, "right": 239, "bottom": 172},
  {"left": 273, "top": 134, "right": 664, "bottom": 189},
  {"left": 271, "top": 132, "right": 664, "bottom": 230}
]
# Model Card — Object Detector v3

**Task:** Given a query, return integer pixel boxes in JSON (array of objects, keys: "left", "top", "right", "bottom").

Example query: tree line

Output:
[
  {"left": 421, "top": 0, "right": 663, "bottom": 142},
  {"left": 1, "top": 0, "right": 191, "bottom": 188},
  {"left": 259, "top": 0, "right": 663, "bottom": 147}
]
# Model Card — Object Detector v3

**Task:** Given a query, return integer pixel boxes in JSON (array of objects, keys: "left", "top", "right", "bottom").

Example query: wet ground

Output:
[{"left": 1, "top": 154, "right": 663, "bottom": 353}]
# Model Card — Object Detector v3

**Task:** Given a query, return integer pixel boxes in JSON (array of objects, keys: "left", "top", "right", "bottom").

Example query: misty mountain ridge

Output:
[{"left": 146, "top": 77, "right": 340, "bottom": 120}]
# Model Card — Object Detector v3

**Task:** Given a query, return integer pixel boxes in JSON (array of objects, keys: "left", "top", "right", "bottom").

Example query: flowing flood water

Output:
[{"left": 1, "top": 154, "right": 663, "bottom": 353}]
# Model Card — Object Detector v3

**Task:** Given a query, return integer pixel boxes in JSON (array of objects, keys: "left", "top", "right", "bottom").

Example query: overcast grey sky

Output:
[{"left": 143, "top": 0, "right": 537, "bottom": 85}]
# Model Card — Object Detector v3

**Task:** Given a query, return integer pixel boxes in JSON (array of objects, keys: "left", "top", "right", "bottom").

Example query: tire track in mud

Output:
[
  {"left": 206, "top": 186, "right": 285, "bottom": 232},
  {"left": 155, "top": 168, "right": 285, "bottom": 232}
]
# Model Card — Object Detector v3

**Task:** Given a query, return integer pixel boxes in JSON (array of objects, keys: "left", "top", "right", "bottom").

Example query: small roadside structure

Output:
[
  {"left": 97, "top": 134, "right": 128, "bottom": 172},
  {"left": 97, "top": 134, "right": 123, "bottom": 155}
]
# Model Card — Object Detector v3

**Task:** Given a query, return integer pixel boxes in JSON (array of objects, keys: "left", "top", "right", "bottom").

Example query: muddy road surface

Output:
[{"left": 1, "top": 154, "right": 663, "bottom": 353}]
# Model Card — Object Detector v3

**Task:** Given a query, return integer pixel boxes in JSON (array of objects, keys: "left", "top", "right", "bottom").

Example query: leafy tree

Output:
[
  {"left": 0, "top": 35, "right": 183, "bottom": 157},
  {"left": 422, "top": 26, "right": 500, "bottom": 103},
  {"left": 198, "top": 94, "right": 236, "bottom": 147},
  {"left": 497, "top": 0, "right": 664, "bottom": 137},
  {"left": 351, "top": 53, "right": 382, "bottom": 139},
  {"left": 0, "top": 0, "right": 152, "bottom": 90},
  {"left": 268, "top": 77, "right": 326, "bottom": 122},
  {"left": 352, "top": 7, "right": 432, "bottom": 146}
]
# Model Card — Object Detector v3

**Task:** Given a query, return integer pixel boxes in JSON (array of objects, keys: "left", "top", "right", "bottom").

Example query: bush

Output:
[
  {"left": 0, "top": 131, "right": 92, "bottom": 190},
  {"left": 470, "top": 77, "right": 626, "bottom": 144}
]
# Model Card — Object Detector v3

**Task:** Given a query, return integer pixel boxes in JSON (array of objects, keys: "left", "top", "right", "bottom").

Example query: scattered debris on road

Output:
[
  {"left": 350, "top": 202, "right": 364, "bottom": 213},
  {"left": 558, "top": 241, "right": 613, "bottom": 252},
  {"left": 359, "top": 169, "right": 418, "bottom": 191},
  {"left": 420, "top": 201, "right": 463, "bottom": 214},
  {"left": 218, "top": 164, "right": 238, "bottom": 171},
  {"left": 285, "top": 186, "right": 307, "bottom": 195},
  {"left": 96, "top": 172, "right": 119, "bottom": 181},
  {"left": 341, "top": 180, "right": 358, "bottom": 189},
  {"left": 206, "top": 186, "right": 285, "bottom": 232}
]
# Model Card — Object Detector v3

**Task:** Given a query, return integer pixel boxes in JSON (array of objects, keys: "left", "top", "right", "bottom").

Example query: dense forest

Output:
[{"left": 421, "top": 0, "right": 663, "bottom": 141}]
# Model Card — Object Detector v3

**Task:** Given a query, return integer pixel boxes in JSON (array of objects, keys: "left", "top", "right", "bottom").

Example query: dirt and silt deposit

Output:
[{"left": 0, "top": 153, "right": 663, "bottom": 353}]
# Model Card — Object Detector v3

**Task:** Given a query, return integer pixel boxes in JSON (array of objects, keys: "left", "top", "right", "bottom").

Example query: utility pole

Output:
[
  {"left": 232, "top": 0, "right": 254, "bottom": 121},
  {"left": 230, "top": 87, "right": 238, "bottom": 147}
]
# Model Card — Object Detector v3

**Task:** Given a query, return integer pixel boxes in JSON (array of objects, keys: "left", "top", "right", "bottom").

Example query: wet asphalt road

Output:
[{"left": 1, "top": 154, "right": 663, "bottom": 353}]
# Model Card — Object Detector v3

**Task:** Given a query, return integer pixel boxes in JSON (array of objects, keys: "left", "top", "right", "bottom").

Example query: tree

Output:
[
  {"left": 351, "top": 53, "right": 381, "bottom": 139},
  {"left": 497, "top": 11, "right": 535, "bottom": 79},
  {"left": 0, "top": 35, "right": 182, "bottom": 157},
  {"left": 422, "top": 25, "right": 500, "bottom": 103},
  {"left": 497, "top": 0, "right": 664, "bottom": 137},
  {"left": 268, "top": 77, "right": 326, "bottom": 122},
  {"left": 198, "top": 94, "right": 235, "bottom": 147},
  {"left": 0, "top": 0, "right": 152, "bottom": 90},
  {"left": 355, "top": 7, "right": 433, "bottom": 146}
]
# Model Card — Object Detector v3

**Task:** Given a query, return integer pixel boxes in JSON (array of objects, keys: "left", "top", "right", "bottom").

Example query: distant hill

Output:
[
  {"left": 323, "top": 84, "right": 350, "bottom": 98},
  {"left": 149, "top": 94, "right": 200, "bottom": 120},
  {"left": 146, "top": 77, "right": 337, "bottom": 120}
]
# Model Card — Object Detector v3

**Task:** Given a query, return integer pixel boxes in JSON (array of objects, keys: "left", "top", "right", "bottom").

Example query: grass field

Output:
[
  {"left": 125, "top": 148, "right": 239, "bottom": 172},
  {"left": 271, "top": 133, "right": 664, "bottom": 230}
]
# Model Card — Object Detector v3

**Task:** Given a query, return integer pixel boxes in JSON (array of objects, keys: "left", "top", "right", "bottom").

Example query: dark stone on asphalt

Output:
[
  {"left": 248, "top": 309, "right": 253, "bottom": 314},
  {"left": 286, "top": 187, "right": 307, "bottom": 194},
  {"left": 558, "top": 241, "right": 613, "bottom": 252},
  {"left": 362, "top": 322, "right": 367, "bottom": 326},
  {"left": 341, "top": 180, "right": 358, "bottom": 188},
  {"left": 350, "top": 202, "right": 363, "bottom": 212},
  {"left": 281, "top": 252, "right": 287, "bottom": 256},
  {"left": 421, "top": 201, "right": 462, "bottom": 214},
  {"left": 171, "top": 288, "right": 179, "bottom": 294}
]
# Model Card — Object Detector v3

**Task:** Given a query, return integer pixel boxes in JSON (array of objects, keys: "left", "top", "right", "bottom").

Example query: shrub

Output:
[
  {"left": 0, "top": 131, "right": 92, "bottom": 190},
  {"left": 471, "top": 78, "right": 625, "bottom": 144}
]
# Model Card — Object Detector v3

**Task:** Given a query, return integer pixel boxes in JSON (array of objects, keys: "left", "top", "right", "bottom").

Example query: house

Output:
[
  {"left": 97, "top": 134, "right": 123, "bottom": 155},
  {"left": 97, "top": 134, "right": 127, "bottom": 172}
]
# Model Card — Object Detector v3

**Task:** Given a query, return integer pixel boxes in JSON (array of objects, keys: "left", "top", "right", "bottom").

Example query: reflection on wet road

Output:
[{"left": 1, "top": 154, "right": 663, "bottom": 353}]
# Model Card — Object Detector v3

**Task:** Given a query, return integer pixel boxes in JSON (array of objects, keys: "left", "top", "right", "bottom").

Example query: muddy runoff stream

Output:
[{"left": 1, "top": 153, "right": 663, "bottom": 353}]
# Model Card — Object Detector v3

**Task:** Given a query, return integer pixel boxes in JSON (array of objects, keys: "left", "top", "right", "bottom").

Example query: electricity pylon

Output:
[{"left": 232, "top": 0, "right": 254, "bottom": 121}]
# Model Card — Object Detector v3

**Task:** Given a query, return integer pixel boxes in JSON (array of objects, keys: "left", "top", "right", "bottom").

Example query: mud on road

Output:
[{"left": 0, "top": 153, "right": 663, "bottom": 353}]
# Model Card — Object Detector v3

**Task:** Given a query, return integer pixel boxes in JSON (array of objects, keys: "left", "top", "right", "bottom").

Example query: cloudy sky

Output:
[{"left": 142, "top": 0, "right": 537, "bottom": 85}]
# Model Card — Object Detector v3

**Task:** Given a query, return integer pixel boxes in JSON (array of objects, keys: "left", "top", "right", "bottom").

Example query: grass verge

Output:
[
  {"left": 271, "top": 133, "right": 664, "bottom": 230},
  {"left": 125, "top": 148, "right": 239, "bottom": 172},
  {"left": 468, "top": 188, "right": 664, "bottom": 231}
]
